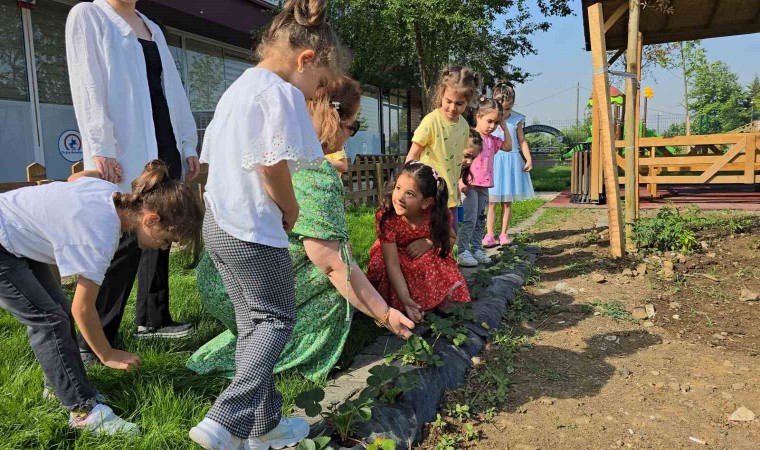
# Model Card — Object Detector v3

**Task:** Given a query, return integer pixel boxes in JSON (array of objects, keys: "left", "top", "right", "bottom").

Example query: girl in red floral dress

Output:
[{"left": 367, "top": 161, "right": 472, "bottom": 322}]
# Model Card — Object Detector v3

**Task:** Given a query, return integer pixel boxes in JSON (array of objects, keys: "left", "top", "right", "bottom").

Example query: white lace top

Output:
[{"left": 200, "top": 68, "right": 324, "bottom": 248}]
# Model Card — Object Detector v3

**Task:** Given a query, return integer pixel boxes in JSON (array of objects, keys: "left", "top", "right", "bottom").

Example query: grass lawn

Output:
[
  {"left": 0, "top": 199, "right": 544, "bottom": 449},
  {"left": 530, "top": 164, "right": 570, "bottom": 192}
]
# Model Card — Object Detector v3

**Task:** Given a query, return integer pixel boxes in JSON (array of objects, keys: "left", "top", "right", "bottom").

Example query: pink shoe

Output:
[
  {"left": 499, "top": 234, "right": 513, "bottom": 246},
  {"left": 482, "top": 234, "right": 498, "bottom": 248}
]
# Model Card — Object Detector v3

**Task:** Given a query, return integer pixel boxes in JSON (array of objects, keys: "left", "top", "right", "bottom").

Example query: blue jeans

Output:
[
  {"left": 456, "top": 186, "right": 489, "bottom": 253},
  {"left": 0, "top": 244, "right": 97, "bottom": 409}
]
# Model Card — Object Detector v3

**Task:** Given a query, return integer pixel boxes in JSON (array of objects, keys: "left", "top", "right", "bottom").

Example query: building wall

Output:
[{"left": 0, "top": 0, "right": 417, "bottom": 183}]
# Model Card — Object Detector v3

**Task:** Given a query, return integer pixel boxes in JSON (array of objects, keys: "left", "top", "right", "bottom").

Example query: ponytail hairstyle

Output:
[
  {"left": 461, "top": 128, "right": 483, "bottom": 187},
  {"left": 492, "top": 80, "right": 516, "bottom": 106},
  {"left": 379, "top": 161, "right": 451, "bottom": 257},
  {"left": 113, "top": 160, "right": 204, "bottom": 260},
  {"left": 430, "top": 66, "right": 480, "bottom": 112},
  {"left": 256, "top": 0, "right": 347, "bottom": 73},
  {"left": 307, "top": 75, "right": 362, "bottom": 153},
  {"left": 474, "top": 95, "right": 504, "bottom": 120}
]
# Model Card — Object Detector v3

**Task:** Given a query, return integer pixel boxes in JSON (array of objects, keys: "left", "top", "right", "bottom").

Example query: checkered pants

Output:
[{"left": 202, "top": 212, "right": 295, "bottom": 438}]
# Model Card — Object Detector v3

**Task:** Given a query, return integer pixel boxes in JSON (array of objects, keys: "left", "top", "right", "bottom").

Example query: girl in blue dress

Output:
[{"left": 483, "top": 81, "right": 535, "bottom": 247}]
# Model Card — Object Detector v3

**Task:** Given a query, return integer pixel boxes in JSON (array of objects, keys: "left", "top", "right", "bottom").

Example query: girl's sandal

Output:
[{"left": 499, "top": 233, "right": 513, "bottom": 246}]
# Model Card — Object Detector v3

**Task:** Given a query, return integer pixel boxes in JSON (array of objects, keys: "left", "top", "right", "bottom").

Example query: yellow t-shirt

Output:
[
  {"left": 325, "top": 149, "right": 348, "bottom": 161},
  {"left": 411, "top": 109, "right": 469, "bottom": 207}
]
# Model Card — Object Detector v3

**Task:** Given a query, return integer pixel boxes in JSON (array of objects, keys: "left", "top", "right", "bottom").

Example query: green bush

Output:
[{"left": 632, "top": 206, "right": 699, "bottom": 253}]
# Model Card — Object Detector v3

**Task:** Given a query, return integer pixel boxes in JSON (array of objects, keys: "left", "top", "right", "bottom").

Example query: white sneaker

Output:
[
  {"left": 457, "top": 250, "right": 478, "bottom": 267},
  {"left": 473, "top": 249, "right": 491, "bottom": 264},
  {"left": 69, "top": 403, "right": 140, "bottom": 436},
  {"left": 189, "top": 418, "right": 247, "bottom": 450},
  {"left": 248, "top": 417, "right": 310, "bottom": 450}
]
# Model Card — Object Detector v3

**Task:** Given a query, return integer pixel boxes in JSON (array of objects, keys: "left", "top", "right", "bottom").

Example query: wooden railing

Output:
[{"left": 612, "top": 133, "right": 760, "bottom": 197}]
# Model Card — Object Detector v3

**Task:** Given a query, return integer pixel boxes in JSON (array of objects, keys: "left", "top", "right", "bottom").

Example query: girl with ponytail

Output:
[
  {"left": 367, "top": 162, "right": 471, "bottom": 322},
  {"left": 191, "top": 0, "right": 346, "bottom": 448},
  {"left": 0, "top": 160, "right": 202, "bottom": 437}
]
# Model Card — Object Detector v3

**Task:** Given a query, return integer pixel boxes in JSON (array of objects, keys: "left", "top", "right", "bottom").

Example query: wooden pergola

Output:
[{"left": 582, "top": 0, "right": 760, "bottom": 257}]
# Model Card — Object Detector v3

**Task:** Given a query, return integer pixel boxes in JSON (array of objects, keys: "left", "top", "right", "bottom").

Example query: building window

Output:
[
  {"left": 165, "top": 32, "right": 185, "bottom": 87},
  {"left": 345, "top": 85, "right": 381, "bottom": 159},
  {"left": 0, "top": 0, "right": 35, "bottom": 182},
  {"left": 223, "top": 49, "right": 250, "bottom": 90},
  {"left": 186, "top": 38, "right": 225, "bottom": 111}
]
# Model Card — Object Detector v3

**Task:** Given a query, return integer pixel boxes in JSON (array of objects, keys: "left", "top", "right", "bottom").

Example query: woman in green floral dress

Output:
[{"left": 187, "top": 76, "right": 415, "bottom": 382}]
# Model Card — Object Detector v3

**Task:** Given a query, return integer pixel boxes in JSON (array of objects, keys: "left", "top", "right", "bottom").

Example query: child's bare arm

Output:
[
  {"left": 517, "top": 122, "right": 533, "bottom": 171},
  {"left": 259, "top": 160, "right": 299, "bottom": 231},
  {"left": 500, "top": 126, "right": 513, "bottom": 151},
  {"left": 328, "top": 158, "right": 349, "bottom": 173},
  {"left": 381, "top": 242, "right": 423, "bottom": 321},
  {"left": 406, "top": 142, "right": 424, "bottom": 162},
  {"left": 68, "top": 165, "right": 123, "bottom": 183}
]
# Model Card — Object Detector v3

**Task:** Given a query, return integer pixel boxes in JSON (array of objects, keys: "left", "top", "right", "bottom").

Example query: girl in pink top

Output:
[{"left": 456, "top": 97, "right": 512, "bottom": 267}]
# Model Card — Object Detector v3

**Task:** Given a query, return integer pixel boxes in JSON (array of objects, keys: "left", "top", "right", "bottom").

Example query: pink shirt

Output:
[{"left": 469, "top": 133, "right": 502, "bottom": 187}]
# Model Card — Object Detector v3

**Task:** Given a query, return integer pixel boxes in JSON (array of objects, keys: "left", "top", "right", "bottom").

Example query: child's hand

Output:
[
  {"left": 112, "top": 163, "right": 124, "bottom": 184},
  {"left": 282, "top": 206, "right": 299, "bottom": 232},
  {"left": 403, "top": 303, "right": 424, "bottom": 323},
  {"left": 407, "top": 238, "right": 433, "bottom": 259},
  {"left": 102, "top": 349, "right": 142, "bottom": 371},
  {"left": 388, "top": 308, "right": 415, "bottom": 339},
  {"left": 523, "top": 160, "right": 533, "bottom": 172},
  {"left": 458, "top": 179, "right": 468, "bottom": 194}
]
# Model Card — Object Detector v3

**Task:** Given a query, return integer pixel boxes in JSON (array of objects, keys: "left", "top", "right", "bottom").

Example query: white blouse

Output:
[
  {"left": 65, "top": 0, "right": 197, "bottom": 193},
  {"left": 201, "top": 68, "right": 324, "bottom": 248}
]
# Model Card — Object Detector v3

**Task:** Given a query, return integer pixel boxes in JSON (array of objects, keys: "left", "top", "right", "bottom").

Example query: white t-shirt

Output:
[
  {"left": 0, "top": 178, "right": 121, "bottom": 285},
  {"left": 200, "top": 67, "right": 324, "bottom": 248}
]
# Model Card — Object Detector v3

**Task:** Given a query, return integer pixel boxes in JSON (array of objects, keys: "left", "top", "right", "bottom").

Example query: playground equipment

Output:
[{"left": 581, "top": 0, "right": 760, "bottom": 256}]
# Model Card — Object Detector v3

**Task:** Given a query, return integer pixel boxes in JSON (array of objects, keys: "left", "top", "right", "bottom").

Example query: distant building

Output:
[{"left": 0, "top": 0, "right": 416, "bottom": 182}]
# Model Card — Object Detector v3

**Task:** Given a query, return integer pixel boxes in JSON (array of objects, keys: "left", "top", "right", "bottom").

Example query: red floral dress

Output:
[{"left": 367, "top": 209, "right": 471, "bottom": 312}]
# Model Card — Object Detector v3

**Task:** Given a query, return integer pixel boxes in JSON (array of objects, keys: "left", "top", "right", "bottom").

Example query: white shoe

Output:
[
  {"left": 248, "top": 417, "right": 310, "bottom": 450},
  {"left": 457, "top": 250, "right": 478, "bottom": 267},
  {"left": 189, "top": 418, "right": 247, "bottom": 450},
  {"left": 473, "top": 249, "right": 491, "bottom": 264},
  {"left": 69, "top": 403, "right": 140, "bottom": 436}
]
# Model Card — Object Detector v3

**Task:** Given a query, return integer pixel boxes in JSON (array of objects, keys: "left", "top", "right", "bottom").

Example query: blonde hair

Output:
[
  {"left": 430, "top": 66, "right": 480, "bottom": 111},
  {"left": 493, "top": 80, "right": 516, "bottom": 105},
  {"left": 307, "top": 76, "right": 362, "bottom": 152},
  {"left": 113, "top": 160, "right": 203, "bottom": 257},
  {"left": 256, "top": 0, "right": 346, "bottom": 72}
]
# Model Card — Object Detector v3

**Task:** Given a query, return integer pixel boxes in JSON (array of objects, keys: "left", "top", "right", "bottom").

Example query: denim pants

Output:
[
  {"left": 456, "top": 186, "right": 489, "bottom": 253},
  {"left": 0, "top": 244, "right": 97, "bottom": 409}
]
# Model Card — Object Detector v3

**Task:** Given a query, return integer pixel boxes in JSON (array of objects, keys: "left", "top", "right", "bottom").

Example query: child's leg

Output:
[
  {"left": 456, "top": 189, "right": 479, "bottom": 253},
  {"left": 471, "top": 188, "right": 490, "bottom": 251},
  {"left": 203, "top": 215, "right": 295, "bottom": 439},
  {"left": 0, "top": 247, "right": 98, "bottom": 409},
  {"left": 501, "top": 202, "right": 513, "bottom": 236},
  {"left": 486, "top": 202, "right": 497, "bottom": 237}
]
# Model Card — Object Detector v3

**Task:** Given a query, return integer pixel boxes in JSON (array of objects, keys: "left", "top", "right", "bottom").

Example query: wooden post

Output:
[
  {"left": 588, "top": 2, "right": 625, "bottom": 258},
  {"left": 71, "top": 161, "right": 84, "bottom": 175},
  {"left": 745, "top": 135, "right": 757, "bottom": 184},
  {"left": 634, "top": 31, "right": 643, "bottom": 216},
  {"left": 374, "top": 162, "right": 384, "bottom": 204},
  {"left": 623, "top": 0, "right": 640, "bottom": 252},
  {"left": 26, "top": 162, "right": 46, "bottom": 183},
  {"left": 590, "top": 87, "right": 602, "bottom": 202}
]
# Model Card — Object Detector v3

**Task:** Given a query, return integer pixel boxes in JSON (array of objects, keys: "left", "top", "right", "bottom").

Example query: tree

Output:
[
  {"left": 649, "top": 41, "right": 706, "bottom": 135},
  {"left": 689, "top": 60, "right": 748, "bottom": 135},
  {"left": 331, "top": 0, "right": 573, "bottom": 111},
  {"left": 748, "top": 75, "right": 760, "bottom": 121}
]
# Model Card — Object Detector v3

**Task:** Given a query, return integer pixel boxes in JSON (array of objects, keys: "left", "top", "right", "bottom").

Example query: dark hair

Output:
[
  {"left": 256, "top": 0, "right": 346, "bottom": 73},
  {"left": 379, "top": 162, "right": 451, "bottom": 257},
  {"left": 475, "top": 95, "right": 504, "bottom": 120},
  {"left": 461, "top": 128, "right": 483, "bottom": 187},
  {"left": 307, "top": 75, "right": 362, "bottom": 152},
  {"left": 113, "top": 160, "right": 204, "bottom": 260},
  {"left": 430, "top": 66, "right": 480, "bottom": 112},
  {"left": 492, "top": 80, "right": 516, "bottom": 105}
]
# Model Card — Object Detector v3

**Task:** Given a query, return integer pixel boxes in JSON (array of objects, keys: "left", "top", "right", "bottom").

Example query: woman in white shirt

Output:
[
  {"left": 0, "top": 160, "right": 203, "bottom": 436},
  {"left": 65, "top": 0, "right": 199, "bottom": 355}
]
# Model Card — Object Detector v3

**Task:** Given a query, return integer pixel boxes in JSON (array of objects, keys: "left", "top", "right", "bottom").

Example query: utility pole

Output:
[{"left": 576, "top": 82, "right": 581, "bottom": 127}]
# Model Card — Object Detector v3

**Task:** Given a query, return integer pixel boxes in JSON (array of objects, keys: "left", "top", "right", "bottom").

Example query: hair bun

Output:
[{"left": 287, "top": 0, "right": 328, "bottom": 29}]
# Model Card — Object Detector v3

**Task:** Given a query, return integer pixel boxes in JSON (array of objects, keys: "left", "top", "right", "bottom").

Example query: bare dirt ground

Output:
[{"left": 418, "top": 208, "right": 759, "bottom": 450}]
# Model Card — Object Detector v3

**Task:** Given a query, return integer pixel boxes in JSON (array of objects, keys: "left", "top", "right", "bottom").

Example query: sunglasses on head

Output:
[{"left": 343, "top": 120, "right": 361, "bottom": 137}]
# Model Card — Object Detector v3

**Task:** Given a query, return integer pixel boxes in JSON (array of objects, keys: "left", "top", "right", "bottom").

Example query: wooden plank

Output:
[
  {"left": 26, "top": 162, "right": 46, "bottom": 182},
  {"left": 604, "top": 1, "right": 628, "bottom": 32},
  {"left": 634, "top": 31, "right": 643, "bottom": 216},
  {"left": 640, "top": 175, "right": 750, "bottom": 184},
  {"left": 590, "top": 86, "right": 602, "bottom": 201},
  {"left": 744, "top": 135, "right": 757, "bottom": 184},
  {"left": 697, "top": 140, "right": 746, "bottom": 183},
  {"left": 71, "top": 161, "right": 84, "bottom": 175},
  {"left": 0, "top": 182, "right": 36, "bottom": 193},
  {"left": 589, "top": 2, "right": 625, "bottom": 258},
  {"left": 623, "top": 0, "right": 640, "bottom": 252},
  {"left": 608, "top": 48, "right": 626, "bottom": 66},
  {"left": 633, "top": 133, "right": 755, "bottom": 147}
]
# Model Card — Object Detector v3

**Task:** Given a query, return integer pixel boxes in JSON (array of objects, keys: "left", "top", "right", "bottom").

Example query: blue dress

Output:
[{"left": 489, "top": 112, "right": 535, "bottom": 203}]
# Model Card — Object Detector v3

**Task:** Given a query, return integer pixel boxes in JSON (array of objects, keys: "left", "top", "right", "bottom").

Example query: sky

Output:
[{"left": 507, "top": 1, "right": 760, "bottom": 125}]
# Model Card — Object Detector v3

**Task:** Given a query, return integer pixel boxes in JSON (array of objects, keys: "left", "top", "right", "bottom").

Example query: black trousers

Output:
[{"left": 77, "top": 149, "right": 182, "bottom": 351}]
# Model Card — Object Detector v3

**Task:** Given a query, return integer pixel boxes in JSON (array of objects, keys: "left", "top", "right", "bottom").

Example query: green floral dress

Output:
[{"left": 187, "top": 160, "right": 353, "bottom": 382}]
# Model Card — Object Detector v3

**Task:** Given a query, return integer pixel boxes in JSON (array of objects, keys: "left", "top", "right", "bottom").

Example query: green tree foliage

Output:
[
  {"left": 330, "top": 0, "right": 572, "bottom": 111},
  {"left": 689, "top": 60, "right": 749, "bottom": 134},
  {"left": 748, "top": 75, "right": 760, "bottom": 120}
]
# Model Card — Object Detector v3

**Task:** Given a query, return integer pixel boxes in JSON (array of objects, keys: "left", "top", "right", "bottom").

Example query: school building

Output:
[{"left": 0, "top": 0, "right": 420, "bottom": 183}]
